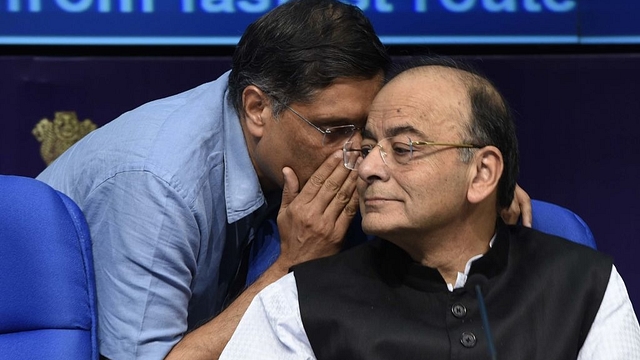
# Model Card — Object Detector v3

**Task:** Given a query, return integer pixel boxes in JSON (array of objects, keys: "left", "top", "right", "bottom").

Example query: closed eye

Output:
[{"left": 391, "top": 142, "right": 412, "bottom": 156}]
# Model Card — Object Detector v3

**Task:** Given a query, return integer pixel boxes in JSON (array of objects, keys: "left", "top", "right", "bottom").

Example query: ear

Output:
[
  {"left": 241, "top": 85, "right": 270, "bottom": 139},
  {"left": 467, "top": 146, "right": 503, "bottom": 205}
]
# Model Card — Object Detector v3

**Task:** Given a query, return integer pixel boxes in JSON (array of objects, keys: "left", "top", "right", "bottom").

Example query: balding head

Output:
[{"left": 382, "top": 58, "right": 519, "bottom": 210}]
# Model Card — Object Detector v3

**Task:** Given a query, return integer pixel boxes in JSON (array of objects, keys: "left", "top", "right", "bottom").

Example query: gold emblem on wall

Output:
[{"left": 32, "top": 111, "right": 97, "bottom": 166}]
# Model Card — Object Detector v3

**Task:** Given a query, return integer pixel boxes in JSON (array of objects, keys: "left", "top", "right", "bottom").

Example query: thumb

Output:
[{"left": 280, "top": 167, "right": 300, "bottom": 211}]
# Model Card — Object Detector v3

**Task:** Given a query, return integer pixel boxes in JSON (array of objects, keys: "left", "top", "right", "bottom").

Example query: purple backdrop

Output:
[{"left": 1, "top": 54, "right": 638, "bottom": 314}]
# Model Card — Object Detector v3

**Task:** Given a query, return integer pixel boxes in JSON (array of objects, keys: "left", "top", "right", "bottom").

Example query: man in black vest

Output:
[{"left": 220, "top": 58, "right": 640, "bottom": 359}]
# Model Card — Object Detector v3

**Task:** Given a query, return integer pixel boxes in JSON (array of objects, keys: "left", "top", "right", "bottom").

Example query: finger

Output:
[
  {"left": 280, "top": 167, "right": 300, "bottom": 211},
  {"left": 296, "top": 150, "right": 344, "bottom": 204},
  {"left": 500, "top": 203, "right": 520, "bottom": 225},
  {"left": 311, "top": 151, "right": 355, "bottom": 209},
  {"left": 335, "top": 184, "right": 360, "bottom": 231},
  {"left": 515, "top": 185, "right": 533, "bottom": 227},
  {"left": 323, "top": 162, "right": 359, "bottom": 219}
]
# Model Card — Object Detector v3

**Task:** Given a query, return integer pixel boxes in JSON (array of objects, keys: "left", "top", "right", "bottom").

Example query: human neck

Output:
[
  {"left": 240, "top": 117, "right": 280, "bottom": 193},
  {"left": 392, "top": 216, "right": 497, "bottom": 285}
]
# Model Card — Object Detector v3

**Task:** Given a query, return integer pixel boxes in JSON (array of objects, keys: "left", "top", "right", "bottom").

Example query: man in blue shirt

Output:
[
  {"left": 38, "top": 1, "right": 389, "bottom": 358},
  {"left": 38, "top": 1, "right": 531, "bottom": 359}
]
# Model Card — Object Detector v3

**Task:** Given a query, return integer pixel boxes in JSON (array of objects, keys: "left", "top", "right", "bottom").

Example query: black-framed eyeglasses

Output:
[
  {"left": 343, "top": 136, "right": 482, "bottom": 170},
  {"left": 279, "top": 103, "right": 361, "bottom": 147}
]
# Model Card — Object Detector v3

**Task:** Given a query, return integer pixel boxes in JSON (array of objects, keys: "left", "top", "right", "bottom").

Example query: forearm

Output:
[
  {"left": 165, "top": 260, "right": 290, "bottom": 360},
  {"left": 167, "top": 157, "right": 359, "bottom": 359}
]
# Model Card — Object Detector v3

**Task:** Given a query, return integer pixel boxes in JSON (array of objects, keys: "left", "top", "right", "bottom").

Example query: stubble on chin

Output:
[{"left": 361, "top": 213, "right": 386, "bottom": 237}]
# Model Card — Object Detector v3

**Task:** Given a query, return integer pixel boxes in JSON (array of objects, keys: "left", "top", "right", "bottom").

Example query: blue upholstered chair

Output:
[
  {"left": 531, "top": 199, "right": 597, "bottom": 249},
  {"left": 0, "top": 175, "right": 99, "bottom": 359}
]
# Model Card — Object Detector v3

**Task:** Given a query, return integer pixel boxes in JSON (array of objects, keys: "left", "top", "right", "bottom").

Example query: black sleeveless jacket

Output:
[{"left": 293, "top": 224, "right": 612, "bottom": 360}]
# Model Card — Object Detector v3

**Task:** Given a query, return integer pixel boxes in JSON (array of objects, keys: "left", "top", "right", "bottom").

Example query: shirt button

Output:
[
  {"left": 460, "top": 332, "right": 477, "bottom": 348},
  {"left": 451, "top": 303, "right": 467, "bottom": 318}
]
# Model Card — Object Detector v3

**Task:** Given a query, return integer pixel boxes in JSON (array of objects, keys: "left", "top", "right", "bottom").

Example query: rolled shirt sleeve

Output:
[{"left": 87, "top": 170, "right": 200, "bottom": 359}]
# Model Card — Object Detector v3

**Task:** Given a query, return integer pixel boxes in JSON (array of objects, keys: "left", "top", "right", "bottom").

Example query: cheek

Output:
[
  {"left": 356, "top": 178, "right": 367, "bottom": 196},
  {"left": 398, "top": 179, "right": 429, "bottom": 216},
  {"left": 288, "top": 144, "right": 333, "bottom": 186},
  {"left": 397, "top": 168, "right": 453, "bottom": 213},
  {"left": 407, "top": 171, "right": 469, "bottom": 221},
  {"left": 357, "top": 178, "right": 367, "bottom": 213}
]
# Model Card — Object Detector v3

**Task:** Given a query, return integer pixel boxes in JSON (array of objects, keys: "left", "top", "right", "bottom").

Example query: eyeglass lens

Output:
[
  {"left": 343, "top": 136, "right": 416, "bottom": 170},
  {"left": 323, "top": 125, "right": 356, "bottom": 146},
  {"left": 343, "top": 140, "right": 362, "bottom": 170}
]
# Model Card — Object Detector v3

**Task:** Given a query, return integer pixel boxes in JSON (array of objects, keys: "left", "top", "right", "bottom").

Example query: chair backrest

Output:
[
  {"left": 531, "top": 199, "right": 597, "bottom": 249},
  {"left": 0, "top": 175, "right": 98, "bottom": 360}
]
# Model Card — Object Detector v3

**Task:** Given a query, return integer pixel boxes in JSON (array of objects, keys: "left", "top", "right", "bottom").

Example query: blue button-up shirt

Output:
[{"left": 38, "top": 71, "right": 265, "bottom": 359}]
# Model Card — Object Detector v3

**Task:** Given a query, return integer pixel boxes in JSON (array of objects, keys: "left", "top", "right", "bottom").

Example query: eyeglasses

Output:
[
  {"left": 281, "top": 104, "right": 361, "bottom": 146},
  {"left": 343, "top": 136, "right": 482, "bottom": 170}
]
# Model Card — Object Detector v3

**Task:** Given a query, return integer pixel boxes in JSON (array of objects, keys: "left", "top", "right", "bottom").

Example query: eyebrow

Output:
[{"left": 362, "top": 125, "right": 427, "bottom": 140}]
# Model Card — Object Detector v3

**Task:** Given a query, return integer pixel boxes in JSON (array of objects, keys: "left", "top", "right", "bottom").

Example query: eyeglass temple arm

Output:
[{"left": 412, "top": 141, "right": 482, "bottom": 148}]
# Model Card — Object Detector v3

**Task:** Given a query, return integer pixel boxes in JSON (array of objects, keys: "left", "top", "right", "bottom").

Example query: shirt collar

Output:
[
  {"left": 448, "top": 234, "right": 497, "bottom": 291},
  {"left": 221, "top": 71, "right": 265, "bottom": 223}
]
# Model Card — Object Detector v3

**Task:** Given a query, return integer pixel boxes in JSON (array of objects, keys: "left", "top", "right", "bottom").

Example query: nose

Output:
[
  {"left": 375, "top": 143, "right": 388, "bottom": 165},
  {"left": 357, "top": 143, "right": 389, "bottom": 183}
]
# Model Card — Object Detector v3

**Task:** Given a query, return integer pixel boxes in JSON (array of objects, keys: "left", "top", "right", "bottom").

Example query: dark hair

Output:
[
  {"left": 390, "top": 57, "right": 519, "bottom": 210},
  {"left": 228, "top": 0, "right": 390, "bottom": 117}
]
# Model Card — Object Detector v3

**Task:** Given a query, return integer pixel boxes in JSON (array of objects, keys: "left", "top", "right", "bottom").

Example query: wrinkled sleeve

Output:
[
  {"left": 85, "top": 170, "right": 200, "bottom": 360},
  {"left": 220, "top": 273, "right": 316, "bottom": 360},
  {"left": 578, "top": 265, "right": 640, "bottom": 360}
]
